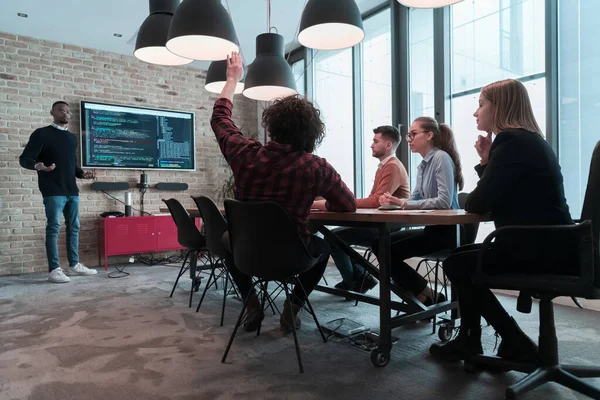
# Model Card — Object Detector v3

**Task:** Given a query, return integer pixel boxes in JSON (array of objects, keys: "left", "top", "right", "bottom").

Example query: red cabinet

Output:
[{"left": 98, "top": 215, "right": 195, "bottom": 270}]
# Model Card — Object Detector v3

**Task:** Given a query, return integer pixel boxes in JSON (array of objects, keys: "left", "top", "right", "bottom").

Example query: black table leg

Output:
[{"left": 371, "top": 224, "right": 391, "bottom": 367}]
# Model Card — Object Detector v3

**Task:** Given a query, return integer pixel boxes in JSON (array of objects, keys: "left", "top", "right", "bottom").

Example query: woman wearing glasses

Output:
[
  {"left": 429, "top": 79, "right": 572, "bottom": 371},
  {"left": 374, "top": 116, "right": 464, "bottom": 306}
]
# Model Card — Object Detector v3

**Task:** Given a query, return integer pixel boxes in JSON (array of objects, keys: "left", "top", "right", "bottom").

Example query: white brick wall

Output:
[{"left": 0, "top": 32, "right": 258, "bottom": 275}]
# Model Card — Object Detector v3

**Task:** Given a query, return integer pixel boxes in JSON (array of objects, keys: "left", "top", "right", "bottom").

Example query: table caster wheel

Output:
[{"left": 370, "top": 349, "right": 390, "bottom": 367}]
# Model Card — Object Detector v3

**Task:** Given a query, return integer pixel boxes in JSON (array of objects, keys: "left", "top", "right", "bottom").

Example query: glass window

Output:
[
  {"left": 361, "top": 9, "right": 392, "bottom": 198},
  {"left": 291, "top": 59, "right": 306, "bottom": 98},
  {"left": 450, "top": 0, "right": 546, "bottom": 241},
  {"left": 313, "top": 49, "right": 355, "bottom": 192},
  {"left": 451, "top": 0, "right": 546, "bottom": 194},
  {"left": 408, "top": 7, "right": 435, "bottom": 190},
  {"left": 451, "top": 0, "right": 545, "bottom": 94},
  {"left": 558, "top": 0, "right": 600, "bottom": 219}
]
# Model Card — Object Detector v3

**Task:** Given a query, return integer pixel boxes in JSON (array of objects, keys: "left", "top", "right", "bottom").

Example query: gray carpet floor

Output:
[{"left": 1, "top": 264, "right": 599, "bottom": 400}]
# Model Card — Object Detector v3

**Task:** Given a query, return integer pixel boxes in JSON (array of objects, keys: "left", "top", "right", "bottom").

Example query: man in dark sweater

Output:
[{"left": 19, "top": 101, "right": 97, "bottom": 283}]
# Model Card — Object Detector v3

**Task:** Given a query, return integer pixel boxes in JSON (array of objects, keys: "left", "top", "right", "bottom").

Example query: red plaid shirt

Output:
[{"left": 211, "top": 98, "right": 356, "bottom": 242}]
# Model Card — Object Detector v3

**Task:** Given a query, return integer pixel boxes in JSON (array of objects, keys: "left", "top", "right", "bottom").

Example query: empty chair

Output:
[
  {"left": 191, "top": 195, "right": 238, "bottom": 326},
  {"left": 161, "top": 198, "right": 207, "bottom": 308}
]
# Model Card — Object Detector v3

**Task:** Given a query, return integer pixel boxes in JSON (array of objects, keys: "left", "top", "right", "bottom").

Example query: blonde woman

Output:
[
  {"left": 430, "top": 79, "right": 573, "bottom": 371},
  {"left": 373, "top": 116, "right": 463, "bottom": 305}
]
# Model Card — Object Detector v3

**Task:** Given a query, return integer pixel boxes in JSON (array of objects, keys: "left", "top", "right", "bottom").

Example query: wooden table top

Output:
[
  {"left": 159, "top": 207, "right": 491, "bottom": 226},
  {"left": 308, "top": 209, "right": 491, "bottom": 225}
]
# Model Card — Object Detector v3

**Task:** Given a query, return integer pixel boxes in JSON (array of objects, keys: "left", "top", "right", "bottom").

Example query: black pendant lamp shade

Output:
[
  {"left": 205, "top": 60, "right": 245, "bottom": 94},
  {"left": 298, "top": 0, "right": 365, "bottom": 50},
  {"left": 243, "top": 33, "right": 297, "bottom": 101},
  {"left": 166, "top": 0, "right": 240, "bottom": 61},
  {"left": 134, "top": 0, "right": 193, "bottom": 65}
]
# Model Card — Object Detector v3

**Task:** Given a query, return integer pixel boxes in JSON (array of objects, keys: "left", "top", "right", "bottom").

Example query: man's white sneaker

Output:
[
  {"left": 67, "top": 263, "right": 98, "bottom": 276},
  {"left": 49, "top": 268, "right": 71, "bottom": 283}
]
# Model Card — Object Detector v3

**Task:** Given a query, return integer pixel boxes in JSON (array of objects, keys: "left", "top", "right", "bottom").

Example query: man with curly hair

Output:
[{"left": 211, "top": 52, "right": 356, "bottom": 332}]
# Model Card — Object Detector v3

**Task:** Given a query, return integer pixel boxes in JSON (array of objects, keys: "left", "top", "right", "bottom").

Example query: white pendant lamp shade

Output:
[
  {"left": 243, "top": 33, "right": 297, "bottom": 102},
  {"left": 166, "top": 0, "right": 240, "bottom": 61},
  {"left": 298, "top": 0, "right": 364, "bottom": 50},
  {"left": 205, "top": 60, "right": 245, "bottom": 94},
  {"left": 397, "top": 0, "right": 464, "bottom": 8},
  {"left": 134, "top": 0, "right": 193, "bottom": 66}
]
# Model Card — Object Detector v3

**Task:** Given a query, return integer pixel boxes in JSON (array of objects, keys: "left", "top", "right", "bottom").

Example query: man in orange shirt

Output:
[{"left": 312, "top": 125, "right": 409, "bottom": 292}]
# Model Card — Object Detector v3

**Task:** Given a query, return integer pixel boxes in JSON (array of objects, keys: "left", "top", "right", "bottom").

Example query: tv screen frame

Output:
[{"left": 79, "top": 100, "right": 196, "bottom": 171}]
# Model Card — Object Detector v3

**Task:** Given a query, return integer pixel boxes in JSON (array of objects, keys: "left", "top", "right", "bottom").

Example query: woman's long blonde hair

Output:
[{"left": 481, "top": 79, "right": 542, "bottom": 135}]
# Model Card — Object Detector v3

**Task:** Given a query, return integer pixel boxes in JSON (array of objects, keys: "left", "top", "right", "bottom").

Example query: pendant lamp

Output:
[
  {"left": 166, "top": 0, "right": 240, "bottom": 61},
  {"left": 243, "top": 33, "right": 297, "bottom": 101},
  {"left": 298, "top": 0, "right": 364, "bottom": 50},
  {"left": 397, "top": 0, "right": 464, "bottom": 8},
  {"left": 205, "top": 60, "right": 245, "bottom": 94},
  {"left": 134, "top": 0, "right": 193, "bottom": 65}
]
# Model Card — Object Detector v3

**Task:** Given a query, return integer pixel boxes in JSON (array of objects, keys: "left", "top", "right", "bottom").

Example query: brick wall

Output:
[{"left": 0, "top": 32, "right": 258, "bottom": 276}]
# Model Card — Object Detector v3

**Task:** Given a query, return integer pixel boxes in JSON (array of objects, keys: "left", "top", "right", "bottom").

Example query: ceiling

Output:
[{"left": 0, "top": 0, "right": 385, "bottom": 69}]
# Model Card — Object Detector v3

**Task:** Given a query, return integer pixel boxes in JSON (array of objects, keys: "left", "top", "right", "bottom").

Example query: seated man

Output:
[
  {"left": 211, "top": 52, "right": 356, "bottom": 332},
  {"left": 312, "top": 125, "right": 409, "bottom": 292}
]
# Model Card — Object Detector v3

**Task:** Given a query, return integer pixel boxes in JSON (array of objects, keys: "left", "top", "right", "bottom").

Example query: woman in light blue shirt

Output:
[{"left": 376, "top": 116, "right": 464, "bottom": 305}]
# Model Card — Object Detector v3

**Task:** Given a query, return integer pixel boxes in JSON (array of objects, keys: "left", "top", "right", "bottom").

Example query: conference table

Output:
[
  {"left": 308, "top": 209, "right": 491, "bottom": 367},
  {"left": 160, "top": 205, "right": 491, "bottom": 367}
]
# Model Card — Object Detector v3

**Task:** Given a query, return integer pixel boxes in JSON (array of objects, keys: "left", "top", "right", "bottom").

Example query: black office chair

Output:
[
  {"left": 162, "top": 198, "right": 207, "bottom": 308},
  {"left": 413, "top": 192, "right": 481, "bottom": 336},
  {"left": 191, "top": 196, "right": 239, "bottom": 326},
  {"left": 221, "top": 199, "right": 327, "bottom": 373},
  {"left": 471, "top": 141, "right": 600, "bottom": 399}
]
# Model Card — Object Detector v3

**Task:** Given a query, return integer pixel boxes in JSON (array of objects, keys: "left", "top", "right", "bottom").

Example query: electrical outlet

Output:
[{"left": 129, "top": 257, "right": 135, "bottom": 263}]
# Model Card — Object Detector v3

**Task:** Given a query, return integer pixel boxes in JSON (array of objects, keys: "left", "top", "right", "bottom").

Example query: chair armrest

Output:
[{"left": 475, "top": 221, "right": 595, "bottom": 293}]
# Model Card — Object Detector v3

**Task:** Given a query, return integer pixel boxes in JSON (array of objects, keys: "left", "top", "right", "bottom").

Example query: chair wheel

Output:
[
  {"left": 370, "top": 349, "right": 390, "bottom": 367},
  {"left": 438, "top": 322, "right": 454, "bottom": 342}
]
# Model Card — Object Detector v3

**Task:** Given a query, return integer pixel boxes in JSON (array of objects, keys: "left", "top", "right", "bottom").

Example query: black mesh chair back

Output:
[
  {"left": 162, "top": 198, "right": 205, "bottom": 250},
  {"left": 459, "top": 192, "right": 480, "bottom": 246},
  {"left": 581, "top": 141, "right": 600, "bottom": 286},
  {"left": 191, "top": 196, "right": 228, "bottom": 259},
  {"left": 224, "top": 199, "right": 319, "bottom": 282}
]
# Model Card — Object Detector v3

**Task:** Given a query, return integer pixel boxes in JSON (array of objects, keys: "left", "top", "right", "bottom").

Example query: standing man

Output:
[
  {"left": 312, "top": 126, "right": 410, "bottom": 292},
  {"left": 19, "top": 101, "right": 97, "bottom": 283},
  {"left": 212, "top": 53, "right": 356, "bottom": 332}
]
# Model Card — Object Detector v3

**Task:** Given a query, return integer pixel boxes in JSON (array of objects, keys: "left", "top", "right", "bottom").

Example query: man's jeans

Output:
[
  {"left": 43, "top": 196, "right": 80, "bottom": 272},
  {"left": 329, "top": 227, "right": 378, "bottom": 285}
]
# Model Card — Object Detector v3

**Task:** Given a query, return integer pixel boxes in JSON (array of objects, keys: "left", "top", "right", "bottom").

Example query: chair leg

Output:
[
  {"left": 296, "top": 280, "right": 327, "bottom": 343},
  {"left": 554, "top": 368, "right": 600, "bottom": 399},
  {"left": 195, "top": 265, "right": 216, "bottom": 313},
  {"left": 283, "top": 283, "right": 304, "bottom": 373},
  {"left": 562, "top": 364, "right": 600, "bottom": 378},
  {"left": 321, "top": 275, "right": 329, "bottom": 286},
  {"left": 432, "top": 261, "right": 440, "bottom": 335},
  {"left": 188, "top": 251, "right": 199, "bottom": 308},
  {"left": 506, "top": 367, "right": 554, "bottom": 399},
  {"left": 169, "top": 251, "right": 190, "bottom": 298},
  {"left": 222, "top": 281, "right": 259, "bottom": 364},
  {"left": 220, "top": 262, "right": 228, "bottom": 327}
]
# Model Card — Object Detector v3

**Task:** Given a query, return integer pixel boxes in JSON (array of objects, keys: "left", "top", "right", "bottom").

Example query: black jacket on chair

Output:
[{"left": 465, "top": 128, "right": 573, "bottom": 227}]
